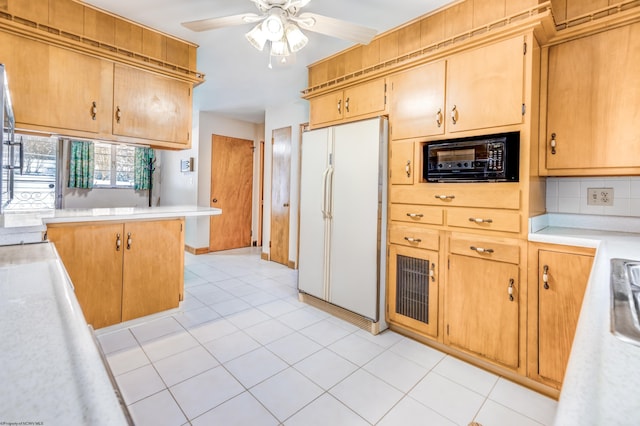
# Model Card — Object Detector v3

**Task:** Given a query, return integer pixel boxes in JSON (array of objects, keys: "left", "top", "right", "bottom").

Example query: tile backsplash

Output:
[{"left": 546, "top": 177, "right": 640, "bottom": 217}]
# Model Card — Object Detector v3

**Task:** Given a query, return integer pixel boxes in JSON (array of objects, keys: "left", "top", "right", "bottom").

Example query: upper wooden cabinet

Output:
[
  {"left": 0, "top": 32, "right": 112, "bottom": 135},
  {"left": 388, "top": 61, "right": 446, "bottom": 140},
  {"left": 446, "top": 36, "right": 525, "bottom": 133},
  {"left": 541, "top": 22, "right": 640, "bottom": 175},
  {"left": 309, "top": 78, "right": 386, "bottom": 128},
  {"left": 387, "top": 35, "right": 526, "bottom": 140},
  {"left": 113, "top": 65, "right": 192, "bottom": 146}
]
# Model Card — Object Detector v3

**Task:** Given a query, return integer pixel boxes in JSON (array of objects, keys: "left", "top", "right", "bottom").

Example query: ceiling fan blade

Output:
[
  {"left": 181, "top": 13, "right": 262, "bottom": 32},
  {"left": 296, "top": 12, "right": 377, "bottom": 45}
]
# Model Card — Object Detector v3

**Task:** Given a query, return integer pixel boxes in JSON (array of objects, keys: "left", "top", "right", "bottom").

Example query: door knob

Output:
[{"left": 212, "top": 198, "right": 218, "bottom": 203}]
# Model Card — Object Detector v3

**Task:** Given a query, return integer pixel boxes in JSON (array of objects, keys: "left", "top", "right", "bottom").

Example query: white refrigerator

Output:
[{"left": 298, "top": 117, "right": 387, "bottom": 329}]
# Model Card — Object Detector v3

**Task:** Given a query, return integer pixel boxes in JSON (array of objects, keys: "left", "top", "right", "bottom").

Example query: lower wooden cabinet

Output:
[
  {"left": 47, "top": 218, "right": 184, "bottom": 329},
  {"left": 528, "top": 243, "right": 595, "bottom": 388},
  {"left": 445, "top": 252, "right": 520, "bottom": 369},
  {"left": 388, "top": 244, "right": 439, "bottom": 338}
]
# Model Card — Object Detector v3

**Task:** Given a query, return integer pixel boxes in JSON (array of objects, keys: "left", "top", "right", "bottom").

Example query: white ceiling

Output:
[{"left": 82, "top": 0, "right": 454, "bottom": 123}]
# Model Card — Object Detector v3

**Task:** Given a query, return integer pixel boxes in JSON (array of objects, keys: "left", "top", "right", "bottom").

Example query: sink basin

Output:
[{"left": 611, "top": 258, "right": 640, "bottom": 346}]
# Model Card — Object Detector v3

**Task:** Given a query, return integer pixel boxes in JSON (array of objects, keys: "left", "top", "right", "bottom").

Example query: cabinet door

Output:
[
  {"left": 121, "top": 219, "right": 184, "bottom": 322},
  {"left": 446, "top": 36, "right": 525, "bottom": 133},
  {"left": 538, "top": 250, "right": 593, "bottom": 384},
  {"left": 47, "top": 223, "right": 124, "bottom": 329},
  {"left": 388, "top": 244, "right": 439, "bottom": 338},
  {"left": 389, "top": 141, "right": 416, "bottom": 185},
  {"left": 446, "top": 254, "right": 519, "bottom": 368},
  {"left": 545, "top": 23, "right": 640, "bottom": 171},
  {"left": 309, "top": 91, "right": 343, "bottom": 126},
  {"left": 113, "top": 64, "right": 192, "bottom": 145},
  {"left": 343, "top": 78, "right": 386, "bottom": 119},
  {"left": 48, "top": 45, "right": 111, "bottom": 134},
  {"left": 0, "top": 33, "right": 109, "bottom": 134},
  {"left": 389, "top": 61, "right": 446, "bottom": 140}
]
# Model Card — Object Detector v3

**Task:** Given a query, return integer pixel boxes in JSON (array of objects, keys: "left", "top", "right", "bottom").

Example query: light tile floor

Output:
[{"left": 96, "top": 247, "right": 557, "bottom": 426}]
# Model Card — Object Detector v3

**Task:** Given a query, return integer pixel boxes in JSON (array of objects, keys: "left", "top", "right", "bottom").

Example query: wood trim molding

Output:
[
  {"left": 0, "top": 12, "right": 204, "bottom": 84},
  {"left": 287, "top": 260, "right": 296, "bottom": 269},
  {"left": 184, "top": 245, "right": 210, "bottom": 255},
  {"left": 260, "top": 252, "right": 269, "bottom": 261}
]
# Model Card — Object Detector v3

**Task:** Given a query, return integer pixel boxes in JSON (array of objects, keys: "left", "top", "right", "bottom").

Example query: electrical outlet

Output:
[{"left": 587, "top": 187, "right": 614, "bottom": 206}]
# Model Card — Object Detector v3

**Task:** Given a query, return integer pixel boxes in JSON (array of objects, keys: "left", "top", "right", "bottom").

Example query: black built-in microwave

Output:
[{"left": 424, "top": 132, "right": 519, "bottom": 182}]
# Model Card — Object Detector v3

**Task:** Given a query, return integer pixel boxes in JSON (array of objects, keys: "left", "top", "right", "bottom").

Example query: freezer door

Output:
[
  {"left": 298, "top": 127, "right": 331, "bottom": 299},
  {"left": 329, "top": 118, "right": 384, "bottom": 320}
]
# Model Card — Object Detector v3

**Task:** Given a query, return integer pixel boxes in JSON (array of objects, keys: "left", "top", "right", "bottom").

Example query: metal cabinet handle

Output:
[
  {"left": 337, "top": 99, "right": 342, "bottom": 115},
  {"left": 405, "top": 160, "right": 411, "bottom": 178},
  {"left": 406, "top": 213, "right": 424, "bottom": 218},
  {"left": 434, "top": 194, "right": 455, "bottom": 200},
  {"left": 403, "top": 236, "right": 422, "bottom": 243},
  {"left": 451, "top": 104, "right": 458, "bottom": 125},
  {"left": 550, "top": 132, "right": 557, "bottom": 155},
  {"left": 470, "top": 246, "right": 494, "bottom": 254},
  {"left": 429, "top": 263, "right": 436, "bottom": 282},
  {"left": 436, "top": 108, "right": 443, "bottom": 127},
  {"left": 345, "top": 97, "right": 350, "bottom": 113},
  {"left": 116, "top": 233, "right": 121, "bottom": 251},
  {"left": 468, "top": 217, "right": 493, "bottom": 224},
  {"left": 543, "top": 265, "right": 549, "bottom": 289},
  {"left": 115, "top": 106, "right": 122, "bottom": 124},
  {"left": 126, "top": 232, "right": 132, "bottom": 250},
  {"left": 91, "top": 101, "right": 97, "bottom": 120},
  {"left": 508, "top": 278, "right": 515, "bottom": 301},
  {"left": 283, "top": 203, "right": 290, "bottom": 207}
]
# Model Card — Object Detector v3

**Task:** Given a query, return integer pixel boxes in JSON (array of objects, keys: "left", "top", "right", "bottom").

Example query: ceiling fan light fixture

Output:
[
  {"left": 261, "top": 12, "right": 285, "bottom": 41},
  {"left": 284, "top": 23, "right": 308, "bottom": 53},
  {"left": 245, "top": 23, "right": 267, "bottom": 51}
]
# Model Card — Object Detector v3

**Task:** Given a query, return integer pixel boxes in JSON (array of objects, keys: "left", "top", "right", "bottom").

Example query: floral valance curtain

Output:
[
  {"left": 134, "top": 147, "right": 155, "bottom": 190},
  {"left": 68, "top": 140, "right": 94, "bottom": 189}
]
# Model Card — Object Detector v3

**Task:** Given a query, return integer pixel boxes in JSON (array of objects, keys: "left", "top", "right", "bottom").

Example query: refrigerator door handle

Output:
[
  {"left": 326, "top": 167, "right": 335, "bottom": 218},
  {"left": 321, "top": 167, "right": 330, "bottom": 218}
]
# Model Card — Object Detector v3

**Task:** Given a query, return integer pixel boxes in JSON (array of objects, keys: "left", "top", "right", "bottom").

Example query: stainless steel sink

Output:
[{"left": 611, "top": 258, "right": 640, "bottom": 345}]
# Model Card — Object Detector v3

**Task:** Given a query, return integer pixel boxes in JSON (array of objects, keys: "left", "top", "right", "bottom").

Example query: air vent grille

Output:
[{"left": 396, "top": 254, "right": 430, "bottom": 324}]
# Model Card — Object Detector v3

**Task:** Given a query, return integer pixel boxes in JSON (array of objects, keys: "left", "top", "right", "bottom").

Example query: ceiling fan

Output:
[{"left": 181, "top": 0, "right": 377, "bottom": 63}]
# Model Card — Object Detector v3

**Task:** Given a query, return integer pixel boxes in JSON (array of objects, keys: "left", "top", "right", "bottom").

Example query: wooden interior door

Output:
[
  {"left": 446, "top": 254, "right": 520, "bottom": 368},
  {"left": 270, "top": 127, "right": 291, "bottom": 266},
  {"left": 538, "top": 250, "right": 593, "bottom": 383},
  {"left": 47, "top": 222, "right": 124, "bottom": 329},
  {"left": 209, "top": 135, "right": 254, "bottom": 251},
  {"left": 122, "top": 219, "right": 184, "bottom": 321}
]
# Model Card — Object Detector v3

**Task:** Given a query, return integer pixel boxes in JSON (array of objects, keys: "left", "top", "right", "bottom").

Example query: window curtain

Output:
[
  {"left": 68, "top": 140, "right": 94, "bottom": 189},
  {"left": 134, "top": 147, "right": 155, "bottom": 190}
]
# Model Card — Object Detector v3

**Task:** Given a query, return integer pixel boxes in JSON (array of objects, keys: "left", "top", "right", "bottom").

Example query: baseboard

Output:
[
  {"left": 184, "top": 245, "right": 210, "bottom": 255},
  {"left": 287, "top": 260, "right": 296, "bottom": 269},
  {"left": 298, "top": 292, "right": 383, "bottom": 335},
  {"left": 260, "top": 252, "right": 269, "bottom": 261}
]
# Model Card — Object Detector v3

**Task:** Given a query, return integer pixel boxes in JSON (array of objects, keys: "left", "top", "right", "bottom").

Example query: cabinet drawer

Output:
[
  {"left": 447, "top": 209, "right": 520, "bottom": 233},
  {"left": 389, "top": 204, "right": 444, "bottom": 225},
  {"left": 390, "top": 184, "right": 520, "bottom": 209},
  {"left": 449, "top": 234, "right": 520, "bottom": 264},
  {"left": 389, "top": 224, "right": 439, "bottom": 251}
]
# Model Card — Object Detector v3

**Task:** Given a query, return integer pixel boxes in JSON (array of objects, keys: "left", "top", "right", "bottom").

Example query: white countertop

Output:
[
  {"left": 0, "top": 243, "right": 129, "bottom": 425},
  {"left": 529, "top": 214, "right": 640, "bottom": 426},
  {"left": 0, "top": 205, "right": 221, "bottom": 245}
]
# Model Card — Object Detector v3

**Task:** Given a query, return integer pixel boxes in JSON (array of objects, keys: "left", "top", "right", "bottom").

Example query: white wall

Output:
[{"left": 263, "top": 99, "right": 309, "bottom": 265}]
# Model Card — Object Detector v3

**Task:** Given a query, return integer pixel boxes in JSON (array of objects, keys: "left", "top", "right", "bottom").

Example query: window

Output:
[{"left": 94, "top": 142, "right": 135, "bottom": 188}]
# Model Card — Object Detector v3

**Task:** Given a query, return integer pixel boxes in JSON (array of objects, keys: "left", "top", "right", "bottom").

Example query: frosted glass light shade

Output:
[
  {"left": 245, "top": 24, "right": 267, "bottom": 51},
  {"left": 285, "top": 24, "right": 308, "bottom": 53},
  {"left": 270, "top": 39, "right": 290, "bottom": 57}
]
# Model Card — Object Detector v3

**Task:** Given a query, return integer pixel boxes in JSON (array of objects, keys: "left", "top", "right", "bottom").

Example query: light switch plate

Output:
[{"left": 587, "top": 187, "right": 614, "bottom": 206}]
